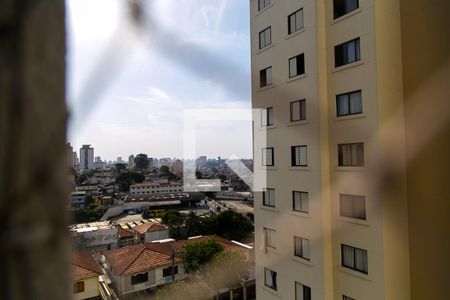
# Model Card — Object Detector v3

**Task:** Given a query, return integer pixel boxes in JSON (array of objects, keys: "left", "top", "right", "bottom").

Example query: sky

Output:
[{"left": 66, "top": 0, "right": 252, "bottom": 161}]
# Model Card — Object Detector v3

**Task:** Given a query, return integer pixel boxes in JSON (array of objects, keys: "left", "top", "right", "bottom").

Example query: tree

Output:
[
  {"left": 185, "top": 211, "right": 204, "bottom": 237},
  {"left": 160, "top": 165, "right": 170, "bottom": 175},
  {"left": 116, "top": 171, "right": 145, "bottom": 192},
  {"left": 161, "top": 210, "right": 185, "bottom": 238},
  {"left": 114, "top": 163, "right": 126, "bottom": 173},
  {"left": 134, "top": 153, "right": 149, "bottom": 170},
  {"left": 214, "top": 210, "right": 254, "bottom": 241},
  {"left": 218, "top": 174, "right": 227, "bottom": 182},
  {"left": 195, "top": 170, "right": 203, "bottom": 179},
  {"left": 155, "top": 280, "right": 213, "bottom": 300},
  {"left": 203, "top": 251, "right": 250, "bottom": 291},
  {"left": 181, "top": 239, "right": 224, "bottom": 273}
]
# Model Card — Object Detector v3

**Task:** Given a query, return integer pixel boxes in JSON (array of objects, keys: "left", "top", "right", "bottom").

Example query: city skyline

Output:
[{"left": 66, "top": 0, "right": 253, "bottom": 161}]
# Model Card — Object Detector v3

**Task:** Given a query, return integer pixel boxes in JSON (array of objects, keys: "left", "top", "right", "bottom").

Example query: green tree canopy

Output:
[
  {"left": 214, "top": 210, "right": 254, "bottom": 241},
  {"left": 160, "top": 165, "right": 170, "bottom": 175},
  {"left": 114, "top": 163, "right": 126, "bottom": 173},
  {"left": 134, "top": 153, "right": 149, "bottom": 170},
  {"left": 180, "top": 239, "right": 224, "bottom": 273}
]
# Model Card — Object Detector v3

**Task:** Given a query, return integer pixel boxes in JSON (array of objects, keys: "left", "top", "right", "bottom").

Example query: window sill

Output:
[
  {"left": 261, "top": 285, "right": 281, "bottom": 298},
  {"left": 256, "top": 44, "right": 274, "bottom": 55},
  {"left": 289, "top": 167, "right": 310, "bottom": 171},
  {"left": 288, "top": 120, "right": 308, "bottom": 126},
  {"left": 258, "top": 84, "right": 276, "bottom": 92},
  {"left": 260, "top": 206, "right": 279, "bottom": 213},
  {"left": 293, "top": 256, "right": 313, "bottom": 266},
  {"left": 260, "top": 166, "right": 278, "bottom": 171},
  {"left": 290, "top": 211, "right": 311, "bottom": 219},
  {"left": 287, "top": 74, "right": 306, "bottom": 83},
  {"left": 330, "top": 8, "right": 362, "bottom": 25},
  {"left": 338, "top": 266, "right": 371, "bottom": 281},
  {"left": 255, "top": 3, "right": 274, "bottom": 17},
  {"left": 337, "top": 216, "right": 370, "bottom": 227},
  {"left": 286, "top": 28, "right": 306, "bottom": 40},
  {"left": 259, "top": 125, "right": 277, "bottom": 131},
  {"left": 335, "top": 166, "right": 366, "bottom": 172},
  {"left": 332, "top": 60, "right": 364, "bottom": 73},
  {"left": 333, "top": 114, "right": 366, "bottom": 122}
]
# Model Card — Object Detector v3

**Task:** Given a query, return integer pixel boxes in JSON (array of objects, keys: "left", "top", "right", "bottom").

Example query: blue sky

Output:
[{"left": 66, "top": 0, "right": 252, "bottom": 161}]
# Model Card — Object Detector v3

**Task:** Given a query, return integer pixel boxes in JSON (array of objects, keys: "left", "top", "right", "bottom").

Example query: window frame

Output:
[
  {"left": 292, "top": 191, "right": 309, "bottom": 213},
  {"left": 262, "top": 147, "right": 274, "bottom": 166},
  {"left": 73, "top": 281, "right": 85, "bottom": 294},
  {"left": 260, "top": 66, "right": 273, "bottom": 87},
  {"left": 264, "top": 227, "right": 276, "bottom": 249},
  {"left": 341, "top": 244, "right": 368, "bottom": 274},
  {"left": 259, "top": 26, "right": 272, "bottom": 49},
  {"left": 163, "top": 265, "right": 178, "bottom": 278},
  {"left": 338, "top": 143, "right": 364, "bottom": 167},
  {"left": 264, "top": 268, "right": 277, "bottom": 290},
  {"left": 333, "top": 0, "right": 359, "bottom": 19},
  {"left": 336, "top": 90, "right": 362, "bottom": 116},
  {"left": 294, "top": 236, "right": 310, "bottom": 260},
  {"left": 291, "top": 145, "right": 308, "bottom": 167},
  {"left": 131, "top": 272, "right": 149, "bottom": 285},
  {"left": 295, "top": 281, "right": 312, "bottom": 300},
  {"left": 289, "top": 53, "right": 305, "bottom": 78},
  {"left": 262, "top": 107, "right": 274, "bottom": 126},
  {"left": 340, "top": 194, "right": 366, "bottom": 220},
  {"left": 263, "top": 188, "right": 275, "bottom": 207},
  {"left": 258, "top": 0, "right": 270, "bottom": 11},
  {"left": 288, "top": 8, "right": 304, "bottom": 35},
  {"left": 334, "top": 38, "right": 361, "bottom": 68},
  {"left": 290, "top": 99, "right": 306, "bottom": 122}
]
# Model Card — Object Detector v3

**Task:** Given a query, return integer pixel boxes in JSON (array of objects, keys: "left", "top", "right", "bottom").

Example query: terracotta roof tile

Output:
[
  {"left": 103, "top": 244, "right": 179, "bottom": 276},
  {"left": 133, "top": 222, "right": 167, "bottom": 234},
  {"left": 72, "top": 251, "right": 101, "bottom": 281},
  {"left": 117, "top": 225, "right": 135, "bottom": 238}
]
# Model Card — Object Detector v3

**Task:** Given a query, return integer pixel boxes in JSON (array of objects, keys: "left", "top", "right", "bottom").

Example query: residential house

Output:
[
  {"left": 72, "top": 252, "right": 102, "bottom": 300},
  {"left": 133, "top": 222, "right": 169, "bottom": 243},
  {"left": 117, "top": 225, "right": 135, "bottom": 248},
  {"left": 101, "top": 244, "right": 185, "bottom": 296}
]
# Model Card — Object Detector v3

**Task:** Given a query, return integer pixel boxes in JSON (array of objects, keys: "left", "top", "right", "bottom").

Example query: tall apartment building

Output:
[
  {"left": 250, "top": 0, "right": 449, "bottom": 300},
  {"left": 79, "top": 144, "right": 94, "bottom": 170}
]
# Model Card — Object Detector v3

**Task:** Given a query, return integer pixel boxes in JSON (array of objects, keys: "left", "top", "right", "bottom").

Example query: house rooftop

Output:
[
  {"left": 133, "top": 222, "right": 167, "bottom": 234},
  {"left": 72, "top": 251, "right": 102, "bottom": 281}
]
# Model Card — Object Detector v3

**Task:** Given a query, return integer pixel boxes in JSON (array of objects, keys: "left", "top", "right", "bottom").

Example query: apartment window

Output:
[
  {"left": 258, "top": 0, "right": 270, "bottom": 11},
  {"left": 131, "top": 272, "right": 148, "bottom": 285},
  {"left": 294, "top": 236, "right": 310, "bottom": 260},
  {"left": 73, "top": 281, "right": 84, "bottom": 293},
  {"left": 341, "top": 244, "right": 368, "bottom": 274},
  {"left": 262, "top": 107, "right": 274, "bottom": 126},
  {"left": 293, "top": 191, "right": 309, "bottom": 213},
  {"left": 260, "top": 67, "right": 273, "bottom": 87},
  {"left": 264, "top": 268, "right": 277, "bottom": 290},
  {"left": 262, "top": 147, "right": 274, "bottom": 166},
  {"left": 334, "top": 0, "right": 359, "bottom": 19},
  {"left": 340, "top": 194, "right": 366, "bottom": 220},
  {"left": 264, "top": 227, "right": 276, "bottom": 248},
  {"left": 295, "top": 282, "right": 311, "bottom": 300},
  {"left": 343, "top": 296, "right": 356, "bottom": 300},
  {"left": 288, "top": 8, "right": 304, "bottom": 35},
  {"left": 335, "top": 38, "right": 360, "bottom": 67},
  {"left": 336, "top": 90, "right": 362, "bottom": 116},
  {"left": 290, "top": 99, "right": 306, "bottom": 122},
  {"left": 263, "top": 188, "right": 275, "bottom": 207},
  {"left": 163, "top": 266, "right": 178, "bottom": 277},
  {"left": 289, "top": 53, "right": 305, "bottom": 78},
  {"left": 338, "top": 143, "right": 364, "bottom": 166},
  {"left": 259, "top": 27, "right": 271, "bottom": 49},
  {"left": 291, "top": 145, "right": 307, "bottom": 166}
]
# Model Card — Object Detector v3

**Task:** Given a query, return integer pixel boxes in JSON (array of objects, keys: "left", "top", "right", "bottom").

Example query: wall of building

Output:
[
  {"left": 73, "top": 277, "right": 99, "bottom": 300},
  {"left": 400, "top": 0, "right": 450, "bottom": 299},
  {"left": 145, "top": 230, "right": 169, "bottom": 243}
]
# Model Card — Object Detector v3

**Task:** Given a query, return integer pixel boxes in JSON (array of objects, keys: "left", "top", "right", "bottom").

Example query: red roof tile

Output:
[
  {"left": 103, "top": 244, "right": 179, "bottom": 276},
  {"left": 72, "top": 251, "right": 102, "bottom": 281},
  {"left": 133, "top": 222, "right": 167, "bottom": 234}
]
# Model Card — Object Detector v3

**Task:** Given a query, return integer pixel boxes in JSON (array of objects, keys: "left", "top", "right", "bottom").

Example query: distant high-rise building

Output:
[
  {"left": 79, "top": 145, "right": 94, "bottom": 170},
  {"left": 159, "top": 158, "right": 172, "bottom": 168},
  {"left": 196, "top": 156, "right": 207, "bottom": 166},
  {"left": 95, "top": 156, "right": 102, "bottom": 163},
  {"left": 66, "top": 143, "right": 74, "bottom": 166},
  {"left": 128, "top": 155, "right": 135, "bottom": 169},
  {"left": 148, "top": 158, "right": 154, "bottom": 172},
  {"left": 172, "top": 159, "right": 183, "bottom": 177},
  {"left": 117, "top": 157, "right": 123, "bottom": 163},
  {"left": 153, "top": 158, "right": 159, "bottom": 168},
  {"left": 72, "top": 151, "right": 78, "bottom": 167}
]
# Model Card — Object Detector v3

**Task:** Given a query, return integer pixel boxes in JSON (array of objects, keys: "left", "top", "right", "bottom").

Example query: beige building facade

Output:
[{"left": 251, "top": 0, "right": 449, "bottom": 299}]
